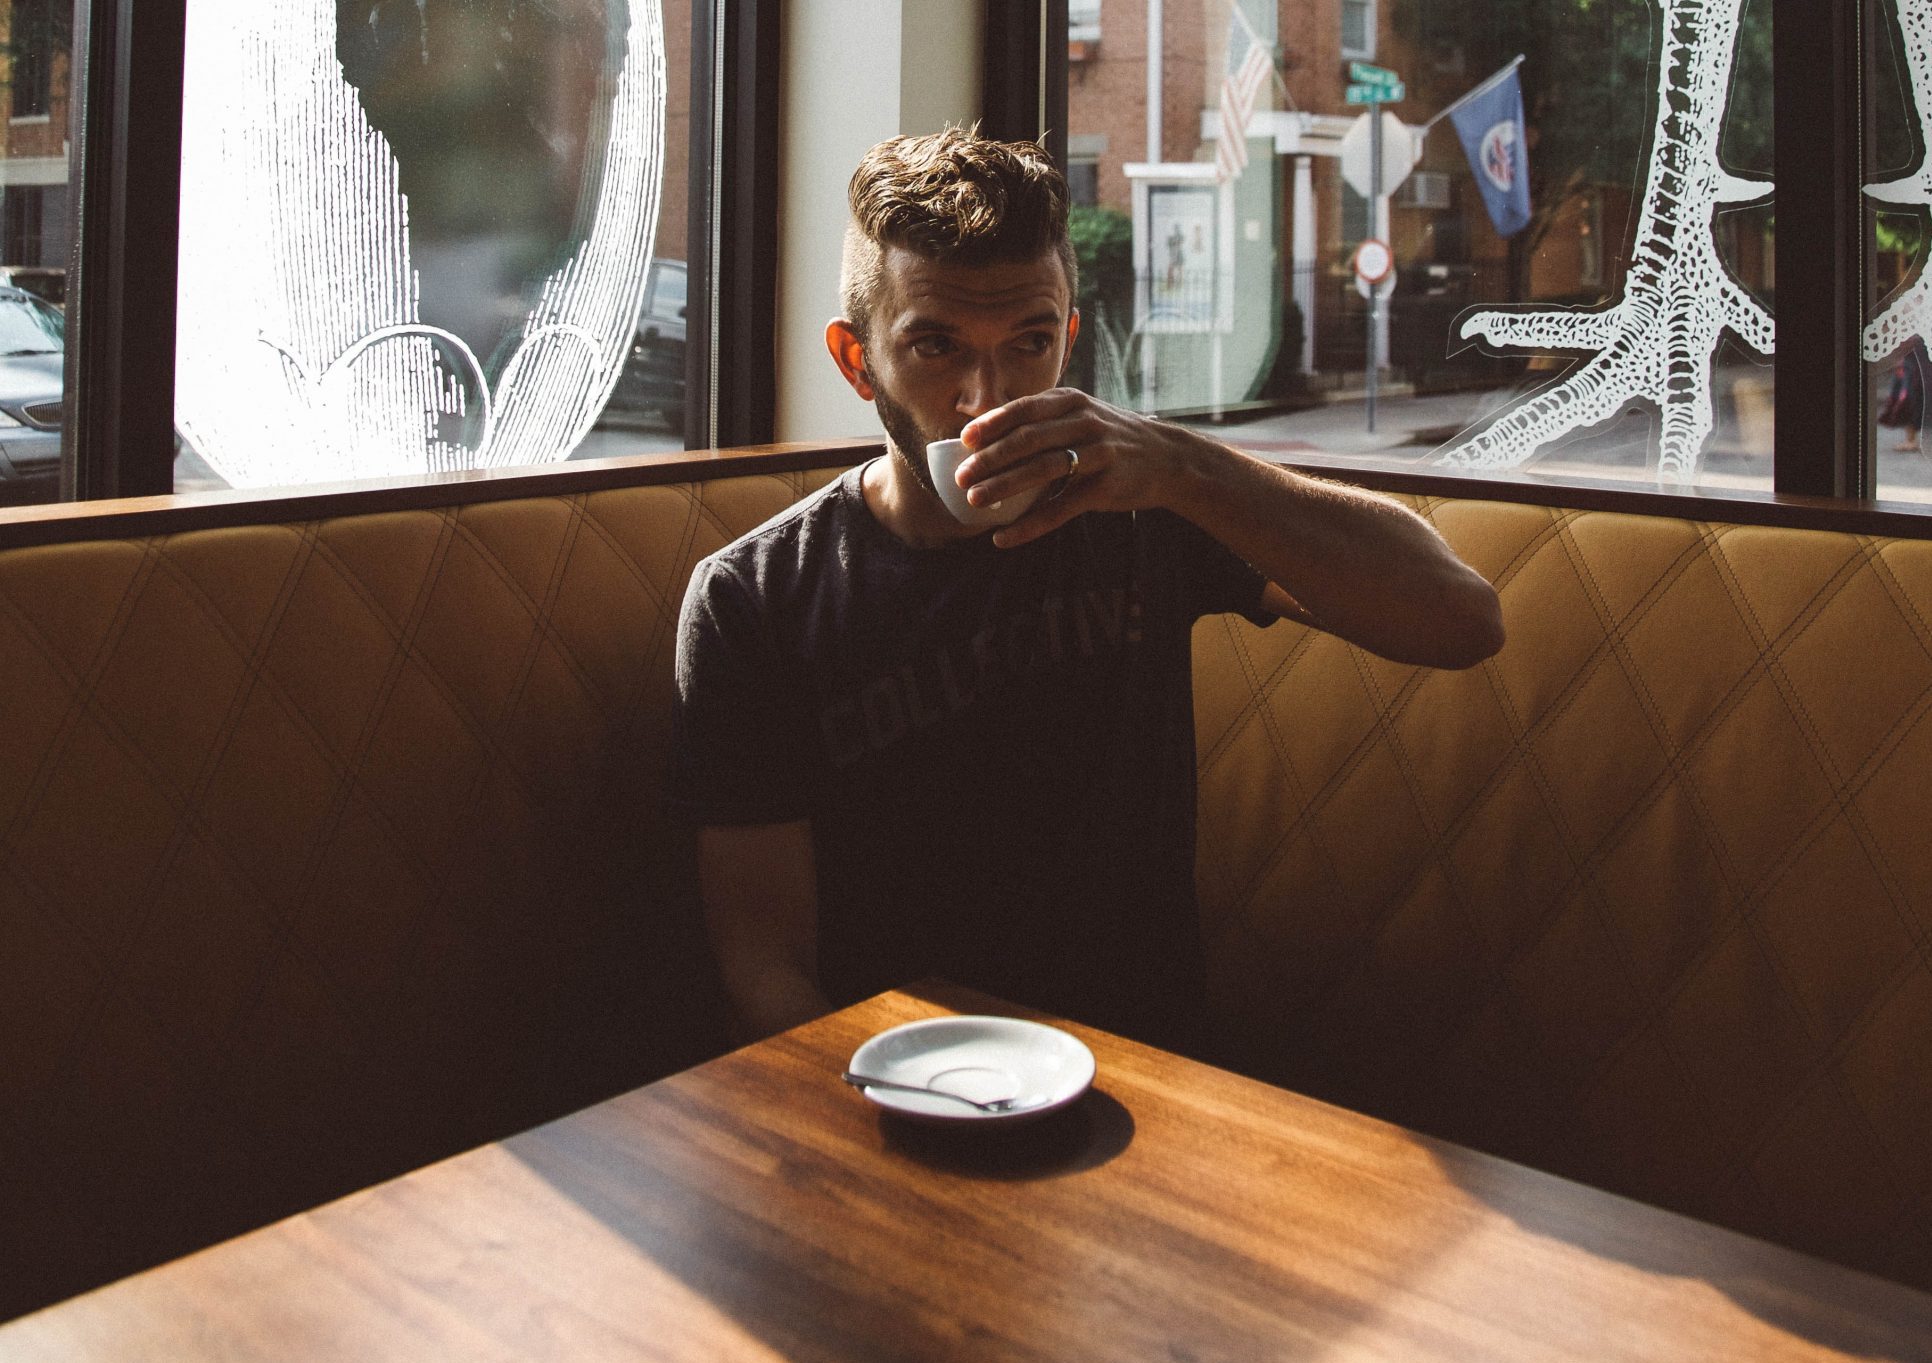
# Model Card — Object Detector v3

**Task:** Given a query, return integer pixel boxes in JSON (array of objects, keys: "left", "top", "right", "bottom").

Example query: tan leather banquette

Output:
[{"left": 1, "top": 445, "right": 1927, "bottom": 1316}]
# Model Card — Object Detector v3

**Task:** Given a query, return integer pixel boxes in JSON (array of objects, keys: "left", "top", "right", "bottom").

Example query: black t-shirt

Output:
[{"left": 669, "top": 461, "right": 1272, "bottom": 1045}]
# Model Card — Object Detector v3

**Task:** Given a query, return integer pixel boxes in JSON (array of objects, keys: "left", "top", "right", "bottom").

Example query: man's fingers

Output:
[
  {"left": 962, "top": 387, "right": 1084, "bottom": 452},
  {"left": 965, "top": 441, "right": 1088, "bottom": 506},
  {"left": 960, "top": 415, "right": 1096, "bottom": 493}
]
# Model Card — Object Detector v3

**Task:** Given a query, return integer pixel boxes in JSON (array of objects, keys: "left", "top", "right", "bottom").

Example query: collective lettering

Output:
[{"left": 818, "top": 586, "right": 1145, "bottom": 767}]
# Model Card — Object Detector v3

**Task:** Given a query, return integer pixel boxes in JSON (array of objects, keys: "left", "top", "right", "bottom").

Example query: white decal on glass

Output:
[
  {"left": 1433, "top": 0, "right": 1773, "bottom": 482},
  {"left": 1867, "top": 0, "right": 1932, "bottom": 364},
  {"left": 176, "top": 1, "right": 665, "bottom": 489}
]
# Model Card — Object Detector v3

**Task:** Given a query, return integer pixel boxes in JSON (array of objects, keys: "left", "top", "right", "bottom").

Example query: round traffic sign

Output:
[{"left": 1351, "top": 238, "right": 1393, "bottom": 285}]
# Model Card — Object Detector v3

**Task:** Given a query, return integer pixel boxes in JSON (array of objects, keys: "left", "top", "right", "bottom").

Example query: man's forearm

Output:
[
  {"left": 698, "top": 821, "right": 833, "bottom": 1042},
  {"left": 1160, "top": 431, "right": 1505, "bottom": 669}
]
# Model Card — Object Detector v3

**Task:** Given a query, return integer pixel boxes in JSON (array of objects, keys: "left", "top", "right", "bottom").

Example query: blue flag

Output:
[{"left": 1450, "top": 66, "right": 1531, "bottom": 238}]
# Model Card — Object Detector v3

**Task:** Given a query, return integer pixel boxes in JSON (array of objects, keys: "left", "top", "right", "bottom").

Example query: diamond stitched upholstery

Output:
[
  {"left": 0, "top": 468, "right": 845, "bottom": 1318},
  {"left": 4, "top": 471, "right": 1928, "bottom": 1311},
  {"left": 1195, "top": 498, "right": 1932, "bottom": 1291}
]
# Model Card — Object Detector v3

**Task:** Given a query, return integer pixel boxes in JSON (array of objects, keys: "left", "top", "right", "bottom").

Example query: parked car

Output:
[
  {"left": 605, "top": 258, "right": 686, "bottom": 432},
  {"left": 0, "top": 286, "right": 65, "bottom": 497},
  {"left": 0, "top": 265, "right": 66, "bottom": 310}
]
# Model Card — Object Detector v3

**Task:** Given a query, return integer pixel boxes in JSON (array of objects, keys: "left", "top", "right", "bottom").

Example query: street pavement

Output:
[{"left": 1179, "top": 365, "right": 1932, "bottom": 507}]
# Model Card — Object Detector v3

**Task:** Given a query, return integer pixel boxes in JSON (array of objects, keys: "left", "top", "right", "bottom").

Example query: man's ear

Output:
[
  {"left": 826, "top": 319, "right": 876, "bottom": 401},
  {"left": 1058, "top": 308, "right": 1082, "bottom": 382}
]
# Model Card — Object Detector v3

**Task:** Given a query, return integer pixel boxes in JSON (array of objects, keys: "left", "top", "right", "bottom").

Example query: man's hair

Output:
[{"left": 840, "top": 128, "right": 1077, "bottom": 340}]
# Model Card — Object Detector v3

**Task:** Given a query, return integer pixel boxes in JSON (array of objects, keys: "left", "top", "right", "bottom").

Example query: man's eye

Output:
[
  {"left": 1015, "top": 333, "right": 1053, "bottom": 355},
  {"left": 910, "top": 336, "right": 954, "bottom": 358}
]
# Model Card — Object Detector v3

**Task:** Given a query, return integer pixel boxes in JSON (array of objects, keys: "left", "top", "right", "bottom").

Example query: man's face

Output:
[{"left": 853, "top": 247, "right": 1076, "bottom": 496}]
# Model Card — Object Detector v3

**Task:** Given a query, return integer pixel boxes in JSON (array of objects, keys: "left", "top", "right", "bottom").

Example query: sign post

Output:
[
  {"left": 1351, "top": 239, "right": 1394, "bottom": 432},
  {"left": 1345, "top": 63, "right": 1403, "bottom": 432}
]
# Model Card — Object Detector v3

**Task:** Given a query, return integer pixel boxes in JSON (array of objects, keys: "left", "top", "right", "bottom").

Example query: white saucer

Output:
[{"left": 846, "top": 1016, "right": 1096, "bottom": 1124}]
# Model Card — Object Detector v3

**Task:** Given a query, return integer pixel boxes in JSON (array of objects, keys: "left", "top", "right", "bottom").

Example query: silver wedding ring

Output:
[{"left": 1048, "top": 447, "right": 1081, "bottom": 499}]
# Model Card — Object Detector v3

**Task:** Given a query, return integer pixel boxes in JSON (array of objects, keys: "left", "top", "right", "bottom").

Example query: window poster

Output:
[{"left": 1146, "top": 183, "right": 1218, "bottom": 332}]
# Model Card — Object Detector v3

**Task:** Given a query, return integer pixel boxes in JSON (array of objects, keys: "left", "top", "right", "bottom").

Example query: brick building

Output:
[{"left": 0, "top": 0, "right": 70, "bottom": 272}]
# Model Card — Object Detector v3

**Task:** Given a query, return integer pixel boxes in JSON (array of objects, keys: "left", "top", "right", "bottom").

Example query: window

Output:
[
  {"left": 1065, "top": 0, "right": 1779, "bottom": 497},
  {"left": 0, "top": 0, "right": 66, "bottom": 509},
  {"left": 172, "top": 0, "right": 700, "bottom": 493},
  {"left": 1340, "top": 183, "right": 1369, "bottom": 249},
  {"left": 4, "top": 184, "right": 42, "bottom": 261},
  {"left": 7, "top": 0, "right": 52, "bottom": 119},
  {"left": 1069, "top": 157, "right": 1100, "bottom": 206},
  {"left": 1069, "top": 0, "right": 1101, "bottom": 44},
  {"left": 1397, "top": 170, "right": 1451, "bottom": 210},
  {"left": 1341, "top": 0, "right": 1374, "bottom": 60}
]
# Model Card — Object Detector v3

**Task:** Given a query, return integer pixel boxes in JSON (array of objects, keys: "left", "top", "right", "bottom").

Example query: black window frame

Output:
[
  {"left": 58, "top": 0, "right": 781, "bottom": 499},
  {"left": 33, "top": 0, "right": 1907, "bottom": 518}
]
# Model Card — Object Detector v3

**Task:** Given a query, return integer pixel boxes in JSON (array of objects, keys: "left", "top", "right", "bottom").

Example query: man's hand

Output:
[
  {"left": 955, "top": 387, "right": 1505, "bottom": 671},
  {"left": 955, "top": 388, "right": 1186, "bottom": 550}
]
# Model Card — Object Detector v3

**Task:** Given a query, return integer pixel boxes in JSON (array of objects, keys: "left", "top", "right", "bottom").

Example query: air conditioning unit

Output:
[
  {"left": 1069, "top": 0, "right": 1102, "bottom": 43},
  {"left": 1399, "top": 171, "right": 1452, "bottom": 210}
]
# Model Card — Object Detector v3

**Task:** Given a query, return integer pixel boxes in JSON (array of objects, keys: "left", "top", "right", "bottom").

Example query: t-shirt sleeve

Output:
[
  {"left": 1148, "top": 509, "right": 1276, "bottom": 627},
  {"left": 666, "top": 556, "right": 814, "bottom": 826}
]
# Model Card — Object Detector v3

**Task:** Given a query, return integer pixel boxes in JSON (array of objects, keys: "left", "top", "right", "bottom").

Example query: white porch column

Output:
[{"left": 1292, "top": 155, "right": 1316, "bottom": 375}]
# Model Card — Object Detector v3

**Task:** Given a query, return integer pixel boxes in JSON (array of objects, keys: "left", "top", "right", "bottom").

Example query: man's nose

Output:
[{"left": 957, "top": 355, "right": 1011, "bottom": 418}]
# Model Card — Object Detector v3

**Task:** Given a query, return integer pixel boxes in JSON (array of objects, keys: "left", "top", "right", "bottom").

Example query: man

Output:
[{"left": 670, "top": 129, "right": 1503, "bottom": 1050}]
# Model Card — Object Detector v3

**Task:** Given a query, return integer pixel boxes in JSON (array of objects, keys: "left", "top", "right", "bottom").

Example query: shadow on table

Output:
[
  {"left": 1426, "top": 1142, "right": 1932, "bottom": 1363},
  {"left": 877, "top": 1088, "right": 1134, "bottom": 1181}
]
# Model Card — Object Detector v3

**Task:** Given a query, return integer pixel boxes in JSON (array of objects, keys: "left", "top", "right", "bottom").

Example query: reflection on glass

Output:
[
  {"left": 1065, "top": 0, "right": 1775, "bottom": 491},
  {"left": 1870, "top": 0, "right": 1932, "bottom": 502},
  {"left": 0, "top": 0, "right": 70, "bottom": 508},
  {"left": 175, "top": 0, "right": 681, "bottom": 492}
]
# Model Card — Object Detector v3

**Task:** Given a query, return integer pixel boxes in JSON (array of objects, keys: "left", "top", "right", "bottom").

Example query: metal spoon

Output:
[{"left": 841, "top": 1071, "right": 1028, "bottom": 1113}]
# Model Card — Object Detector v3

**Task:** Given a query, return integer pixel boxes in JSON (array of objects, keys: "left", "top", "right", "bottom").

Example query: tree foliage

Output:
[{"left": 1066, "top": 204, "right": 1134, "bottom": 393}]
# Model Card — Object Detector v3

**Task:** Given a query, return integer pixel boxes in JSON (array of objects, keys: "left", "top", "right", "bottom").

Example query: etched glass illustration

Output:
[
  {"left": 1064, "top": 0, "right": 1773, "bottom": 492},
  {"left": 176, "top": 0, "right": 666, "bottom": 490},
  {"left": 1435, "top": 0, "right": 1773, "bottom": 481}
]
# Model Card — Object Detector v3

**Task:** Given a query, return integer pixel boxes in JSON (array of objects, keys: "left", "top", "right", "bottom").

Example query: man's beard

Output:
[{"left": 869, "top": 373, "right": 945, "bottom": 500}]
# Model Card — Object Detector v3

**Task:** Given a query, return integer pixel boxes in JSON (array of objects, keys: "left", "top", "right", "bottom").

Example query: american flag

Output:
[{"left": 1215, "top": 3, "right": 1274, "bottom": 183}]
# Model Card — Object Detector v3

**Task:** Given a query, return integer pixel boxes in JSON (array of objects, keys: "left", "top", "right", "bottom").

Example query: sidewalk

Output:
[{"left": 1166, "top": 366, "right": 1932, "bottom": 499}]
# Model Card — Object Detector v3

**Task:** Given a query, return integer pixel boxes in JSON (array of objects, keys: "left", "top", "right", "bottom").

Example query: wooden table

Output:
[{"left": 4, "top": 983, "right": 1929, "bottom": 1361}]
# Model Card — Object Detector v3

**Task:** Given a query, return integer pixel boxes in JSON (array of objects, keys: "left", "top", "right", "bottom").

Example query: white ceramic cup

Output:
[{"left": 925, "top": 438, "right": 1047, "bottom": 528}]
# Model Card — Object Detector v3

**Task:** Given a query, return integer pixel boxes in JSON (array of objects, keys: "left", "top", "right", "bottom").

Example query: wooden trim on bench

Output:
[
  {"left": 0, "top": 440, "right": 886, "bottom": 550},
  {"left": 9, "top": 437, "right": 1932, "bottom": 553}
]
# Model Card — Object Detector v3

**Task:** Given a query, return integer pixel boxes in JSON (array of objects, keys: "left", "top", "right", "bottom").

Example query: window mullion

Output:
[
  {"left": 64, "top": 0, "right": 185, "bottom": 501},
  {"left": 1773, "top": 0, "right": 1871, "bottom": 498}
]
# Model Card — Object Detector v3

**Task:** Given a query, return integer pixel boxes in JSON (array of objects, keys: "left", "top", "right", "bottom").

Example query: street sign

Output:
[
  {"left": 1349, "top": 61, "right": 1401, "bottom": 87},
  {"left": 1339, "top": 111, "right": 1418, "bottom": 199},
  {"left": 1351, "top": 238, "right": 1393, "bottom": 285},
  {"left": 1346, "top": 81, "right": 1405, "bottom": 105}
]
